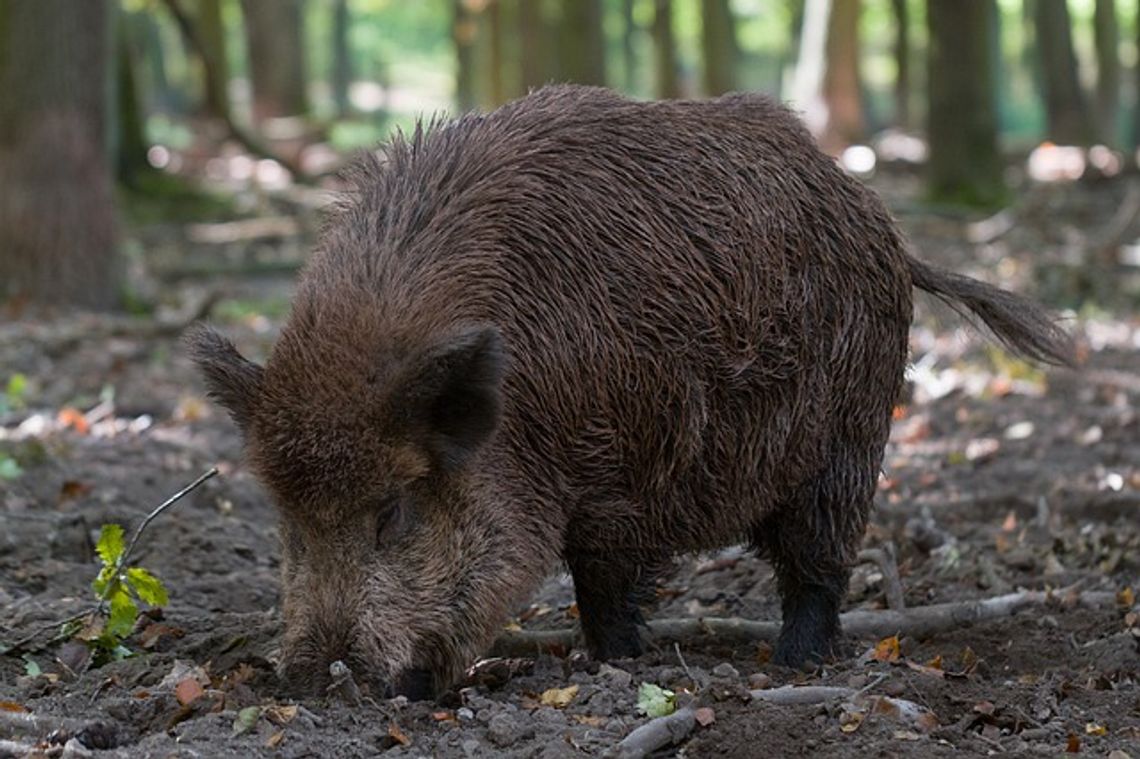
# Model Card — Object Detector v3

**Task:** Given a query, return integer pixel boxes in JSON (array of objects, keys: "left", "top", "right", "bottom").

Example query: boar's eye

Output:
[{"left": 374, "top": 494, "right": 407, "bottom": 548}]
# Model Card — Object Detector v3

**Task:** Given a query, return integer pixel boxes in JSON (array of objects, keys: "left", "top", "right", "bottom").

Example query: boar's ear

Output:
[
  {"left": 394, "top": 326, "right": 505, "bottom": 471},
  {"left": 183, "top": 324, "right": 264, "bottom": 432}
]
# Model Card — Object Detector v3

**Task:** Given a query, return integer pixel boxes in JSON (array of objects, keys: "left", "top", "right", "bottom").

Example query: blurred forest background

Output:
[{"left": 1, "top": 0, "right": 1140, "bottom": 312}]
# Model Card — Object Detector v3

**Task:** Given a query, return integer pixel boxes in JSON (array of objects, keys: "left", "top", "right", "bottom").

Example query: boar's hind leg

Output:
[
  {"left": 568, "top": 554, "right": 652, "bottom": 660},
  {"left": 755, "top": 463, "right": 872, "bottom": 668}
]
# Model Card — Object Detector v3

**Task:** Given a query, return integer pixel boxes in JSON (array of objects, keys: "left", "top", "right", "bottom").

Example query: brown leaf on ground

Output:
[
  {"left": 57, "top": 407, "right": 90, "bottom": 434},
  {"left": 1066, "top": 733, "right": 1080, "bottom": 752},
  {"left": 694, "top": 707, "right": 716, "bottom": 727},
  {"left": 175, "top": 677, "right": 204, "bottom": 706},
  {"left": 388, "top": 722, "right": 411, "bottom": 746},
  {"left": 871, "top": 635, "right": 902, "bottom": 662}
]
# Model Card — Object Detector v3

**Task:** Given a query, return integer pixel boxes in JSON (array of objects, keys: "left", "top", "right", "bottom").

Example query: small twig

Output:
[
  {"left": 858, "top": 543, "right": 906, "bottom": 611},
  {"left": 856, "top": 672, "right": 889, "bottom": 696},
  {"left": 750, "top": 685, "right": 855, "bottom": 705},
  {"left": 672, "top": 642, "right": 696, "bottom": 688},
  {"left": 118, "top": 467, "right": 218, "bottom": 572},
  {"left": 0, "top": 709, "right": 89, "bottom": 736},
  {"left": 1, "top": 608, "right": 96, "bottom": 657}
]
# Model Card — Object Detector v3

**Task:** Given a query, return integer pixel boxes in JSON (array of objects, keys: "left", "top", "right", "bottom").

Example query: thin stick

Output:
[{"left": 118, "top": 467, "right": 218, "bottom": 571}]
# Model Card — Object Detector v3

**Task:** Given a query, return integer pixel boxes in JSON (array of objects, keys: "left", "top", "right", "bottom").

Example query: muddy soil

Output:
[{"left": 1, "top": 175, "right": 1138, "bottom": 758}]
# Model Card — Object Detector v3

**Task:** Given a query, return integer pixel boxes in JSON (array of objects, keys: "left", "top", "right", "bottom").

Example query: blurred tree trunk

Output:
[
  {"left": 117, "top": 13, "right": 151, "bottom": 188},
  {"left": 621, "top": 0, "right": 636, "bottom": 91},
  {"left": 519, "top": 0, "right": 560, "bottom": 90},
  {"left": 454, "top": 0, "right": 478, "bottom": 111},
  {"left": 926, "top": 0, "right": 1004, "bottom": 206},
  {"left": 1093, "top": 0, "right": 1119, "bottom": 145},
  {"left": 891, "top": 0, "right": 910, "bottom": 128},
  {"left": 0, "top": 0, "right": 120, "bottom": 311},
  {"left": 701, "top": 0, "right": 738, "bottom": 95},
  {"left": 653, "top": 0, "right": 680, "bottom": 98},
  {"left": 240, "top": 0, "right": 308, "bottom": 123},
  {"left": 196, "top": 0, "right": 230, "bottom": 120},
  {"left": 332, "top": 0, "right": 352, "bottom": 117},
  {"left": 1034, "top": 0, "right": 1091, "bottom": 144},
  {"left": 561, "top": 0, "right": 605, "bottom": 85},
  {"left": 820, "top": 0, "right": 862, "bottom": 152},
  {"left": 488, "top": 0, "right": 506, "bottom": 106}
]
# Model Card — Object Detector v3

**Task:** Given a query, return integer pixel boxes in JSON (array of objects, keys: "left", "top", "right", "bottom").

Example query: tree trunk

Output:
[
  {"left": 240, "top": 0, "right": 308, "bottom": 123},
  {"left": 0, "top": 0, "right": 120, "bottom": 311},
  {"left": 116, "top": 11, "right": 150, "bottom": 188},
  {"left": 891, "top": 0, "right": 910, "bottom": 128},
  {"left": 621, "top": 0, "right": 637, "bottom": 91},
  {"left": 701, "top": 0, "right": 738, "bottom": 95},
  {"left": 519, "top": 0, "right": 558, "bottom": 91},
  {"left": 488, "top": 0, "right": 506, "bottom": 106},
  {"left": 1034, "top": 0, "right": 1091, "bottom": 144},
  {"left": 1093, "top": 0, "right": 1119, "bottom": 145},
  {"left": 926, "top": 0, "right": 1004, "bottom": 206},
  {"left": 820, "top": 0, "right": 862, "bottom": 152},
  {"left": 454, "top": 0, "right": 478, "bottom": 111},
  {"left": 561, "top": 0, "right": 605, "bottom": 86},
  {"left": 653, "top": 0, "right": 680, "bottom": 99},
  {"left": 332, "top": 0, "right": 351, "bottom": 117},
  {"left": 196, "top": 0, "right": 230, "bottom": 120}
]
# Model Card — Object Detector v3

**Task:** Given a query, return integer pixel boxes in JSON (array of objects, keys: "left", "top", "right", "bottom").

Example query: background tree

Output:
[
  {"left": 820, "top": 0, "right": 863, "bottom": 152},
  {"left": 453, "top": 0, "right": 479, "bottom": 111},
  {"left": 653, "top": 0, "right": 680, "bottom": 99},
  {"left": 519, "top": 0, "right": 559, "bottom": 92},
  {"left": 560, "top": 0, "right": 605, "bottom": 85},
  {"left": 240, "top": 0, "right": 308, "bottom": 123},
  {"left": 331, "top": 0, "right": 352, "bottom": 118},
  {"left": 701, "top": 0, "right": 738, "bottom": 96},
  {"left": 195, "top": 0, "right": 230, "bottom": 121},
  {"left": 1093, "top": 0, "right": 1119, "bottom": 145},
  {"left": 891, "top": 0, "right": 911, "bottom": 128},
  {"left": 0, "top": 0, "right": 120, "bottom": 311},
  {"left": 926, "top": 0, "right": 1003, "bottom": 206},
  {"left": 1034, "top": 0, "right": 1091, "bottom": 144}
]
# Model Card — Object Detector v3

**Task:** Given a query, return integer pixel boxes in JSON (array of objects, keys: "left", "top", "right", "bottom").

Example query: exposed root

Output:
[
  {"left": 491, "top": 589, "right": 1122, "bottom": 657},
  {"left": 608, "top": 706, "right": 696, "bottom": 759},
  {"left": 857, "top": 542, "right": 906, "bottom": 611}
]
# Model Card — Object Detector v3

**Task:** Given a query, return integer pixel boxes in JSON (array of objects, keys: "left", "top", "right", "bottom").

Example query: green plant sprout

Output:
[{"left": 82, "top": 467, "right": 218, "bottom": 658}]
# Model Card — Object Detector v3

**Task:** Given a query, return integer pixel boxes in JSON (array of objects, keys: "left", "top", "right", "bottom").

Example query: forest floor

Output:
[{"left": 1, "top": 166, "right": 1138, "bottom": 758}]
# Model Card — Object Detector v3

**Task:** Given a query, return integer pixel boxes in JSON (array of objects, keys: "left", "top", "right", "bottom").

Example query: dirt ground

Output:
[{"left": 1, "top": 170, "right": 1138, "bottom": 757}]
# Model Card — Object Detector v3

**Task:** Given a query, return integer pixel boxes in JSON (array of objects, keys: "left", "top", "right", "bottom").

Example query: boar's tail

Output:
[{"left": 907, "top": 255, "right": 1076, "bottom": 367}]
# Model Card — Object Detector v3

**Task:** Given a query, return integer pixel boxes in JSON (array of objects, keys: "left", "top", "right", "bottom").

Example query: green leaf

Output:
[
  {"left": 22, "top": 655, "right": 41, "bottom": 677},
  {"left": 95, "top": 524, "right": 125, "bottom": 567},
  {"left": 636, "top": 682, "right": 677, "bottom": 718},
  {"left": 7, "top": 373, "right": 27, "bottom": 404},
  {"left": 92, "top": 565, "right": 116, "bottom": 598},
  {"left": 126, "top": 567, "right": 168, "bottom": 607},
  {"left": 0, "top": 456, "right": 22, "bottom": 480},
  {"left": 105, "top": 587, "right": 138, "bottom": 639},
  {"left": 232, "top": 706, "right": 262, "bottom": 735}
]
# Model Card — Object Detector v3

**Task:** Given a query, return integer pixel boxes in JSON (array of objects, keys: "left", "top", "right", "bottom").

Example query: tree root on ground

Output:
[{"left": 491, "top": 588, "right": 1122, "bottom": 657}]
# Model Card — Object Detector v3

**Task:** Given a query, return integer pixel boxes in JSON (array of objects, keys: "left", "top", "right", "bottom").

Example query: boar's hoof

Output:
[{"left": 390, "top": 668, "right": 436, "bottom": 701}]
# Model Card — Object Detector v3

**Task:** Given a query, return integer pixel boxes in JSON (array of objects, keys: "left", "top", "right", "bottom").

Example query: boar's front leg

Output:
[{"left": 567, "top": 552, "right": 651, "bottom": 660}]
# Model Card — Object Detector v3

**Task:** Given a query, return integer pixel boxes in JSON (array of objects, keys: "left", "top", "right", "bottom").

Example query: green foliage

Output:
[
  {"left": 0, "top": 373, "right": 28, "bottom": 414},
  {"left": 89, "top": 523, "right": 170, "bottom": 655},
  {"left": 636, "top": 682, "right": 677, "bottom": 718},
  {"left": 0, "top": 455, "right": 22, "bottom": 480}
]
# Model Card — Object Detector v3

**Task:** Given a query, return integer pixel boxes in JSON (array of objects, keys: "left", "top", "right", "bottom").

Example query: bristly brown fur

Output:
[{"left": 186, "top": 85, "right": 1073, "bottom": 696}]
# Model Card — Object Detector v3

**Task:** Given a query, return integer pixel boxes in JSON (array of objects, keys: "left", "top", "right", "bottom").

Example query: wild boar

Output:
[{"left": 186, "top": 85, "right": 1072, "bottom": 698}]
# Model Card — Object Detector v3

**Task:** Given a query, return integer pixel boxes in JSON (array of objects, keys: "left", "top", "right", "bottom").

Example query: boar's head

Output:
[{"left": 185, "top": 319, "right": 531, "bottom": 699}]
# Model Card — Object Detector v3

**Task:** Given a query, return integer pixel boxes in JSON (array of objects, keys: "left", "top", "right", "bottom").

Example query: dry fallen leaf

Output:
[
  {"left": 840, "top": 708, "right": 866, "bottom": 733},
  {"left": 388, "top": 722, "right": 411, "bottom": 746},
  {"left": 264, "top": 704, "right": 298, "bottom": 726},
  {"left": 1084, "top": 722, "right": 1107, "bottom": 736},
  {"left": 265, "top": 731, "right": 285, "bottom": 749},
  {"left": 1117, "top": 587, "right": 1135, "bottom": 608},
  {"left": 174, "top": 677, "right": 205, "bottom": 706},
  {"left": 694, "top": 707, "right": 716, "bottom": 727},
  {"left": 904, "top": 660, "right": 944, "bottom": 679},
  {"left": 1001, "top": 510, "right": 1018, "bottom": 532},
  {"left": 1066, "top": 733, "right": 1080, "bottom": 753},
  {"left": 973, "top": 700, "right": 996, "bottom": 716},
  {"left": 0, "top": 701, "right": 28, "bottom": 713},
  {"left": 430, "top": 710, "right": 456, "bottom": 722},
  {"left": 57, "top": 407, "right": 90, "bottom": 434},
  {"left": 540, "top": 684, "right": 579, "bottom": 708},
  {"left": 574, "top": 715, "right": 607, "bottom": 727},
  {"left": 871, "top": 635, "right": 901, "bottom": 662}
]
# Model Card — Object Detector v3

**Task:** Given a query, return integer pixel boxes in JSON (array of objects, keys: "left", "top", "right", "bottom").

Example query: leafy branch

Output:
[{"left": 0, "top": 467, "right": 218, "bottom": 658}]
